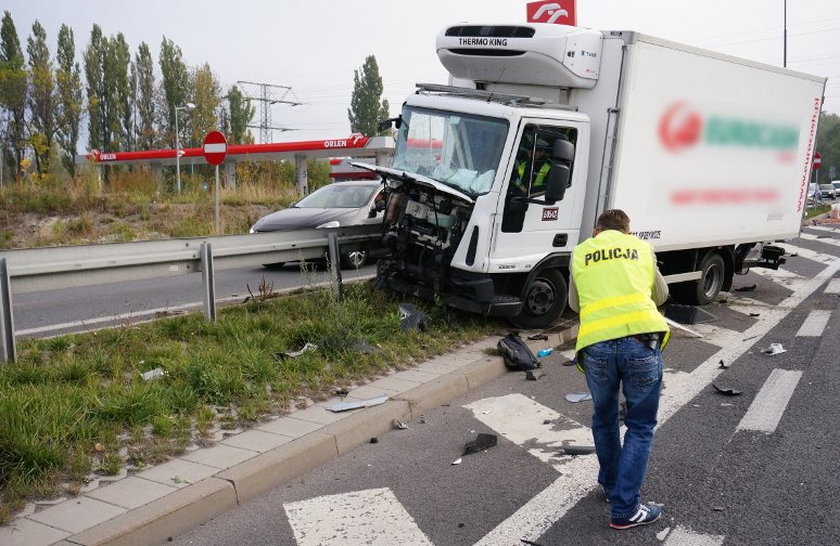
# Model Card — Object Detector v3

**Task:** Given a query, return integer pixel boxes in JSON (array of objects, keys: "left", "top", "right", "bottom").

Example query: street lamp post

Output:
[{"left": 174, "top": 102, "right": 195, "bottom": 193}]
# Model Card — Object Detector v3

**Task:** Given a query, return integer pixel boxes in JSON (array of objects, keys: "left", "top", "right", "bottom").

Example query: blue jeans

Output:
[{"left": 580, "top": 336, "right": 663, "bottom": 518}]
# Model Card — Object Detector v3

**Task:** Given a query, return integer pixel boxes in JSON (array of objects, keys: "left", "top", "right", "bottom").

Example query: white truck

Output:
[{"left": 359, "top": 23, "right": 826, "bottom": 328}]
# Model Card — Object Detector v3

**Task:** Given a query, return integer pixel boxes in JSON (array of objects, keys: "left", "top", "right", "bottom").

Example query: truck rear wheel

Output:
[
  {"left": 674, "top": 251, "right": 725, "bottom": 305},
  {"left": 510, "top": 269, "right": 567, "bottom": 329}
]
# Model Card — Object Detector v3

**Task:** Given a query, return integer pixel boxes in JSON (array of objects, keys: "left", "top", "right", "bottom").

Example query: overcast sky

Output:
[{"left": 5, "top": 0, "right": 839, "bottom": 147}]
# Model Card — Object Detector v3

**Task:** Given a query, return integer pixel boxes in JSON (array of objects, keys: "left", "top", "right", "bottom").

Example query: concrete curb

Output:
[{"left": 46, "top": 326, "right": 577, "bottom": 546}]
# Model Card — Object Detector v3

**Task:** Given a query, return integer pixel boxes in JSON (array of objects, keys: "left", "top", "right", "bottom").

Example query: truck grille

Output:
[{"left": 444, "top": 26, "right": 535, "bottom": 38}]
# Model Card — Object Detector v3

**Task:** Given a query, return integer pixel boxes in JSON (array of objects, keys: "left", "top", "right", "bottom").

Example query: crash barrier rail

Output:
[{"left": 0, "top": 225, "right": 382, "bottom": 362}]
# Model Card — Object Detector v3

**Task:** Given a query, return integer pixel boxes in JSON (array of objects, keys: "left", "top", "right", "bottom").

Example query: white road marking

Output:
[
  {"left": 796, "top": 310, "right": 831, "bottom": 337},
  {"left": 464, "top": 394, "right": 592, "bottom": 470},
  {"left": 663, "top": 525, "right": 725, "bottom": 545},
  {"left": 804, "top": 225, "right": 840, "bottom": 233},
  {"left": 283, "top": 488, "right": 433, "bottom": 546},
  {"left": 826, "top": 278, "right": 840, "bottom": 294},
  {"left": 737, "top": 369, "right": 803, "bottom": 434},
  {"left": 777, "top": 242, "right": 835, "bottom": 263},
  {"left": 476, "top": 255, "right": 840, "bottom": 545},
  {"left": 801, "top": 232, "right": 840, "bottom": 246}
]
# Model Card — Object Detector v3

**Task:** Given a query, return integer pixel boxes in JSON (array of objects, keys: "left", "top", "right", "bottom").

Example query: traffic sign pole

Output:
[
  {"left": 202, "top": 131, "right": 228, "bottom": 234},
  {"left": 215, "top": 165, "right": 220, "bottom": 233}
]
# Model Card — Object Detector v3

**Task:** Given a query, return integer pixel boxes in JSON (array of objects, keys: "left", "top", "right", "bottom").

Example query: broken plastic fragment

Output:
[
  {"left": 561, "top": 445, "right": 596, "bottom": 455},
  {"left": 525, "top": 370, "right": 539, "bottom": 381},
  {"left": 763, "top": 342, "right": 786, "bottom": 355},
  {"left": 718, "top": 359, "right": 729, "bottom": 369},
  {"left": 398, "top": 303, "right": 429, "bottom": 331},
  {"left": 326, "top": 394, "right": 388, "bottom": 412},
  {"left": 273, "top": 342, "right": 318, "bottom": 360},
  {"left": 536, "top": 348, "right": 553, "bottom": 358},
  {"left": 393, "top": 419, "right": 408, "bottom": 430},
  {"left": 527, "top": 334, "right": 548, "bottom": 341},
  {"left": 140, "top": 367, "right": 166, "bottom": 381},
  {"left": 462, "top": 433, "right": 498, "bottom": 456},
  {"left": 713, "top": 384, "right": 742, "bottom": 396},
  {"left": 565, "top": 392, "right": 593, "bottom": 403},
  {"left": 734, "top": 284, "right": 757, "bottom": 292},
  {"left": 451, "top": 458, "right": 462, "bottom": 465}
]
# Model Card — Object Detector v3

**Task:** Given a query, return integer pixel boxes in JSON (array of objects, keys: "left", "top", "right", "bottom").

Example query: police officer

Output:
[
  {"left": 512, "top": 137, "right": 552, "bottom": 196},
  {"left": 568, "top": 208, "right": 670, "bottom": 530}
]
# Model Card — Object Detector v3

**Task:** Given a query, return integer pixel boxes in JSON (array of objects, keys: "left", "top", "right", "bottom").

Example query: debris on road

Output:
[
  {"left": 451, "top": 457, "right": 462, "bottom": 465},
  {"left": 393, "top": 419, "right": 408, "bottom": 430},
  {"left": 562, "top": 358, "right": 576, "bottom": 367},
  {"left": 369, "top": 437, "right": 378, "bottom": 444},
  {"left": 326, "top": 394, "right": 388, "bottom": 412},
  {"left": 713, "top": 384, "right": 743, "bottom": 396},
  {"left": 665, "top": 303, "right": 717, "bottom": 325},
  {"left": 525, "top": 370, "right": 541, "bottom": 381},
  {"left": 536, "top": 348, "right": 553, "bottom": 358},
  {"left": 763, "top": 342, "right": 787, "bottom": 355},
  {"left": 560, "top": 445, "right": 596, "bottom": 455},
  {"left": 273, "top": 342, "right": 318, "bottom": 360},
  {"left": 527, "top": 333, "right": 548, "bottom": 341},
  {"left": 498, "top": 333, "right": 541, "bottom": 371},
  {"left": 734, "top": 284, "right": 757, "bottom": 292},
  {"left": 398, "top": 303, "right": 429, "bottom": 331},
  {"left": 718, "top": 359, "right": 729, "bottom": 369},
  {"left": 749, "top": 312, "right": 760, "bottom": 317},
  {"left": 565, "top": 392, "right": 593, "bottom": 403},
  {"left": 140, "top": 367, "right": 166, "bottom": 381},
  {"left": 462, "top": 433, "right": 498, "bottom": 456}
]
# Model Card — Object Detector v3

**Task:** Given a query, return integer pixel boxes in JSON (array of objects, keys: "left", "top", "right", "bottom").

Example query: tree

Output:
[
  {"left": 158, "top": 37, "right": 189, "bottom": 147},
  {"left": 83, "top": 24, "right": 105, "bottom": 152},
  {"left": 134, "top": 41, "right": 155, "bottom": 149},
  {"left": 27, "top": 20, "right": 56, "bottom": 174},
  {"left": 226, "top": 84, "right": 254, "bottom": 144},
  {"left": 190, "top": 63, "right": 220, "bottom": 146},
  {"left": 103, "top": 32, "right": 131, "bottom": 150},
  {"left": 348, "top": 55, "right": 390, "bottom": 137},
  {"left": 0, "top": 11, "right": 27, "bottom": 178},
  {"left": 815, "top": 112, "right": 840, "bottom": 184},
  {"left": 55, "top": 23, "right": 83, "bottom": 177}
]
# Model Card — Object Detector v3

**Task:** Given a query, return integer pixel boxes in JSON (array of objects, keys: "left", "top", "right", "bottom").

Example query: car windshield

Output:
[
  {"left": 391, "top": 106, "right": 509, "bottom": 196},
  {"left": 820, "top": 184, "right": 833, "bottom": 190},
  {"left": 294, "top": 184, "right": 378, "bottom": 208}
]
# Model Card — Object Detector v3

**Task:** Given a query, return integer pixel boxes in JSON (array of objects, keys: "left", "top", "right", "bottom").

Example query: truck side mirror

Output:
[
  {"left": 377, "top": 116, "right": 403, "bottom": 132},
  {"left": 543, "top": 138, "right": 575, "bottom": 204}
]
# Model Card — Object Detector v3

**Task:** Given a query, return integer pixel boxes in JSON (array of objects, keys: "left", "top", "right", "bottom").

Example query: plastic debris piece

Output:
[
  {"left": 712, "top": 505, "right": 726, "bottom": 512},
  {"left": 562, "top": 358, "right": 577, "bottom": 367},
  {"left": 749, "top": 313, "right": 760, "bottom": 317},
  {"left": 393, "top": 419, "right": 408, "bottom": 430},
  {"left": 565, "top": 392, "right": 593, "bottom": 403},
  {"left": 335, "top": 388, "right": 350, "bottom": 399},
  {"left": 713, "top": 384, "right": 742, "bottom": 396},
  {"left": 542, "top": 419, "right": 552, "bottom": 425},
  {"left": 527, "top": 334, "right": 548, "bottom": 341},
  {"left": 326, "top": 394, "right": 388, "bottom": 412},
  {"left": 398, "top": 303, "right": 429, "bottom": 331},
  {"left": 718, "top": 359, "right": 729, "bottom": 369},
  {"left": 451, "top": 458, "right": 462, "bottom": 465},
  {"left": 462, "top": 433, "right": 498, "bottom": 456},
  {"left": 369, "top": 437, "right": 378, "bottom": 444},
  {"left": 525, "top": 370, "right": 540, "bottom": 381},
  {"left": 734, "top": 284, "right": 757, "bottom": 292},
  {"left": 665, "top": 303, "right": 717, "bottom": 325},
  {"left": 763, "top": 342, "right": 787, "bottom": 355},
  {"left": 536, "top": 348, "right": 553, "bottom": 358},
  {"left": 273, "top": 342, "right": 318, "bottom": 360},
  {"left": 140, "top": 368, "right": 166, "bottom": 381},
  {"left": 561, "top": 445, "right": 596, "bottom": 455}
]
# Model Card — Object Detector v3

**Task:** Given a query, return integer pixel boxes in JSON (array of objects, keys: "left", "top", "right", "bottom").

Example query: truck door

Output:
[{"left": 491, "top": 121, "right": 587, "bottom": 267}]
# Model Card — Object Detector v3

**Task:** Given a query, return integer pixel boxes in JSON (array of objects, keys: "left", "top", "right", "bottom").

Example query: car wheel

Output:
[
  {"left": 510, "top": 268, "right": 567, "bottom": 329},
  {"left": 341, "top": 250, "right": 367, "bottom": 269}
]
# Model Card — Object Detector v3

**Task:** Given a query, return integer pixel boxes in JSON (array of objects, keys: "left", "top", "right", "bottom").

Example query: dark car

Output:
[{"left": 250, "top": 180, "right": 384, "bottom": 268}]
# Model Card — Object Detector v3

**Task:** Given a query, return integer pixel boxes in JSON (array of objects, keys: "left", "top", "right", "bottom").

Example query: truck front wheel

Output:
[{"left": 511, "top": 269, "right": 567, "bottom": 329}]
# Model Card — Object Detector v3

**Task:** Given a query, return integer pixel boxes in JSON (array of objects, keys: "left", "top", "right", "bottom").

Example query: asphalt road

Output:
[
  {"left": 171, "top": 224, "right": 840, "bottom": 546},
  {"left": 11, "top": 261, "right": 376, "bottom": 338}
]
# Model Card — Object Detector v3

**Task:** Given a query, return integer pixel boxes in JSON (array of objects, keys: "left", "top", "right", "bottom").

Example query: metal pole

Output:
[
  {"left": 0, "top": 258, "right": 17, "bottom": 363},
  {"left": 327, "top": 232, "right": 343, "bottom": 300},
  {"left": 783, "top": 0, "right": 787, "bottom": 67},
  {"left": 175, "top": 107, "right": 181, "bottom": 193},
  {"left": 215, "top": 165, "right": 220, "bottom": 233},
  {"left": 200, "top": 242, "right": 217, "bottom": 322}
]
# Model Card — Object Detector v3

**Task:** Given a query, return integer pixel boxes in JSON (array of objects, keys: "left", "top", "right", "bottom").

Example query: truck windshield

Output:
[{"left": 391, "top": 106, "right": 508, "bottom": 196}]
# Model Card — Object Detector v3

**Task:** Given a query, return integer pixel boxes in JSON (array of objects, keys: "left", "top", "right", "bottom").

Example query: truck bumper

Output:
[{"left": 383, "top": 273, "right": 523, "bottom": 318}]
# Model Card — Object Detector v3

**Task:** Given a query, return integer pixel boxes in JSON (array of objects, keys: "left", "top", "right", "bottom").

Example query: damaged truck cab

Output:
[{"left": 358, "top": 23, "right": 825, "bottom": 328}]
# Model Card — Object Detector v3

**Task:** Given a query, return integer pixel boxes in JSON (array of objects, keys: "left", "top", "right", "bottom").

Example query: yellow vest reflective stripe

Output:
[
  {"left": 572, "top": 230, "right": 670, "bottom": 352},
  {"left": 516, "top": 161, "right": 551, "bottom": 187}
]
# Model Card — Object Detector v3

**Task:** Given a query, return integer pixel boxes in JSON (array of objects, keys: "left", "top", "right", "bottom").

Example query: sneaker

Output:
[{"left": 609, "top": 503, "right": 662, "bottom": 530}]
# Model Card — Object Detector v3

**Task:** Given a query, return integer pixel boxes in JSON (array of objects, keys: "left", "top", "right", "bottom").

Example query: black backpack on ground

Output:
[{"left": 497, "top": 333, "right": 541, "bottom": 371}]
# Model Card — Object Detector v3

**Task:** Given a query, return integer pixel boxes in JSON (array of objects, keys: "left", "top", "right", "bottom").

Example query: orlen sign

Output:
[
  {"left": 323, "top": 132, "right": 367, "bottom": 149},
  {"left": 526, "top": 1, "right": 576, "bottom": 25},
  {"left": 658, "top": 102, "right": 799, "bottom": 155}
]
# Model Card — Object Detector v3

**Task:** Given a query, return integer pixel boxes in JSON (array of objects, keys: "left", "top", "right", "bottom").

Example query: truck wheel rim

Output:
[
  {"left": 526, "top": 279, "right": 555, "bottom": 315},
  {"left": 704, "top": 263, "right": 723, "bottom": 299},
  {"left": 345, "top": 251, "right": 366, "bottom": 268}
]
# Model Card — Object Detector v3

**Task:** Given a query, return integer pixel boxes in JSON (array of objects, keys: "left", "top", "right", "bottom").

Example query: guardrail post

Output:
[
  {"left": 200, "top": 242, "right": 217, "bottom": 322},
  {"left": 327, "top": 232, "right": 343, "bottom": 300},
  {"left": 1, "top": 257, "right": 16, "bottom": 363}
]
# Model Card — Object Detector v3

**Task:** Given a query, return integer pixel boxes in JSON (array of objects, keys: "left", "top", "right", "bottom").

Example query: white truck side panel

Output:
[{"left": 607, "top": 36, "right": 824, "bottom": 251}]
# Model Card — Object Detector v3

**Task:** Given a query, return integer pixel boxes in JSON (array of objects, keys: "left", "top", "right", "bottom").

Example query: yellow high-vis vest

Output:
[
  {"left": 516, "top": 160, "right": 551, "bottom": 189},
  {"left": 572, "top": 229, "right": 670, "bottom": 353}
]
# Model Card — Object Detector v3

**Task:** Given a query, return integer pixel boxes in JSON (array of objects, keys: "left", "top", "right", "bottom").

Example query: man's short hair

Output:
[{"left": 596, "top": 209, "right": 631, "bottom": 233}]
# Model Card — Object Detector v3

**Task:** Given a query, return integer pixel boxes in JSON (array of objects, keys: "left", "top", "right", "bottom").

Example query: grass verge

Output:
[{"left": 0, "top": 281, "right": 497, "bottom": 524}]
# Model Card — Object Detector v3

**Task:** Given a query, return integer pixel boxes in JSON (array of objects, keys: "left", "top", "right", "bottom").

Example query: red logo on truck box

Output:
[
  {"left": 658, "top": 102, "right": 703, "bottom": 152},
  {"left": 526, "top": 1, "right": 576, "bottom": 25}
]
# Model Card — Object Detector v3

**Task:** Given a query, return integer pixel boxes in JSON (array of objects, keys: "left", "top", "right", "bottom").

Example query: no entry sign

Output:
[
  {"left": 813, "top": 151, "right": 822, "bottom": 170},
  {"left": 203, "top": 131, "right": 227, "bottom": 166}
]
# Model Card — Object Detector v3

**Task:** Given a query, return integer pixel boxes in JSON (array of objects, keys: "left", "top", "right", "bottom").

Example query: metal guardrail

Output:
[{"left": 0, "top": 225, "right": 382, "bottom": 362}]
